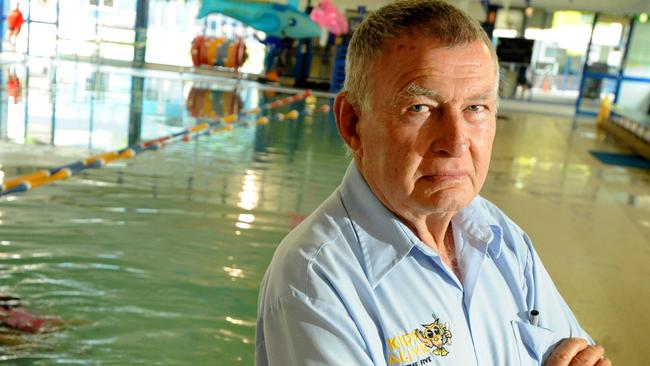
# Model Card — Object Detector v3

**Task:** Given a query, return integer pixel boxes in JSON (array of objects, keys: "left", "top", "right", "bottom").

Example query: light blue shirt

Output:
[{"left": 256, "top": 162, "right": 591, "bottom": 366}]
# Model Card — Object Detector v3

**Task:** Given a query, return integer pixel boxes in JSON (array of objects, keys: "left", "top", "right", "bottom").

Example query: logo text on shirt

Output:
[{"left": 386, "top": 314, "right": 452, "bottom": 365}]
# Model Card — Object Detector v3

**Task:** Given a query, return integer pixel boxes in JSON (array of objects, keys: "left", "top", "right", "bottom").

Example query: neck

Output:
[
  {"left": 400, "top": 212, "right": 460, "bottom": 277},
  {"left": 402, "top": 212, "right": 453, "bottom": 250}
]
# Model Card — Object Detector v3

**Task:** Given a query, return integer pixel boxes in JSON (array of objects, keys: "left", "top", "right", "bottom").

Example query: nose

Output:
[{"left": 430, "top": 111, "right": 468, "bottom": 157}]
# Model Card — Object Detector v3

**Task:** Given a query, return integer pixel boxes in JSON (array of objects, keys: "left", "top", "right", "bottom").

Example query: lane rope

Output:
[{"left": 0, "top": 90, "right": 330, "bottom": 197}]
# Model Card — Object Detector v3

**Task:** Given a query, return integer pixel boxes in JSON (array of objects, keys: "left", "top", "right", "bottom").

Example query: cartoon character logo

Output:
[{"left": 414, "top": 316, "right": 452, "bottom": 356}]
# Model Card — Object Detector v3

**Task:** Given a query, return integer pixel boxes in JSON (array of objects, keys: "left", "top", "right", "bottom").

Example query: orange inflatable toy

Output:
[
  {"left": 7, "top": 6, "right": 24, "bottom": 48},
  {"left": 190, "top": 36, "right": 247, "bottom": 69},
  {"left": 7, "top": 7, "right": 24, "bottom": 35}
]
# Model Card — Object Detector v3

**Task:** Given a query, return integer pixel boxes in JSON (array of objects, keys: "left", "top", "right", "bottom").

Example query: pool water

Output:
[{"left": 1, "top": 62, "right": 349, "bottom": 364}]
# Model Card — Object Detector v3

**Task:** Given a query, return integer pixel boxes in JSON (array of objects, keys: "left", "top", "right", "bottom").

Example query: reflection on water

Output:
[
  {"left": 186, "top": 86, "right": 243, "bottom": 120},
  {"left": 6, "top": 68, "right": 21, "bottom": 105},
  {"left": 0, "top": 60, "right": 347, "bottom": 364}
]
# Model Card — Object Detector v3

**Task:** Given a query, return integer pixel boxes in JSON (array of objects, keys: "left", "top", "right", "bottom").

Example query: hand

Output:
[{"left": 545, "top": 338, "right": 612, "bottom": 366}]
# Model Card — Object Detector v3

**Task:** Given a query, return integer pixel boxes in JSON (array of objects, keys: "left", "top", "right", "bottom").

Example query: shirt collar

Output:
[
  {"left": 451, "top": 197, "right": 503, "bottom": 259},
  {"left": 339, "top": 162, "right": 416, "bottom": 288},
  {"left": 338, "top": 161, "right": 503, "bottom": 287}
]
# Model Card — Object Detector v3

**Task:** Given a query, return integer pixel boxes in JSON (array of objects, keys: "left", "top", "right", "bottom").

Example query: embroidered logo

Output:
[
  {"left": 414, "top": 315, "right": 452, "bottom": 357},
  {"left": 385, "top": 314, "right": 453, "bottom": 365}
]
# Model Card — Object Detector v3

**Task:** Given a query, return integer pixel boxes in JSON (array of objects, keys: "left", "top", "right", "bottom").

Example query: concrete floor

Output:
[{"left": 484, "top": 110, "right": 650, "bottom": 365}]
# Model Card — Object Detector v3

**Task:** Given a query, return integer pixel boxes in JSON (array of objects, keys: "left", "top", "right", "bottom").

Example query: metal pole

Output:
[
  {"left": 128, "top": 76, "right": 144, "bottom": 145},
  {"left": 614, "top": 17, "right": 635, "bottom": 104},
  {"left": 134, "top": 0, "right": 149, "bottom": 65},
  {"left": 575, "top": 13, "right": 599, "bottom": 116},
  {"left": 0, "top": 0, "right": 4, "bottom": 52}
]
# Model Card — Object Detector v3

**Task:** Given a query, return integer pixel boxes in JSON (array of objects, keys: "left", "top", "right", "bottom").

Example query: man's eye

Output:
[
  {"left": 467, "top": 105, "right": 485, "bottom": 113},
  {"left": 407, "top": 104, "right": 430, "bottom": 113}
]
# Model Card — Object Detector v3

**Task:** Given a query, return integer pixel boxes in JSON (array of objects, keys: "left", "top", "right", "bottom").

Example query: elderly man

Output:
[{"left": 256, "top": 1, "right": 610, "bottom": 365}]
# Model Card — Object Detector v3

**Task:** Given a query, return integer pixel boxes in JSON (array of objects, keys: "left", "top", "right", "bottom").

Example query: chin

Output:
[{"left": 415, "top": 189, "right": 473, "bottom": 213}]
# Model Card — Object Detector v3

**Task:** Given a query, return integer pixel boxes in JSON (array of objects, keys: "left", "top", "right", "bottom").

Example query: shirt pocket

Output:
[{"left": 510, "top": 320, "right": 561, "bottom": 366}]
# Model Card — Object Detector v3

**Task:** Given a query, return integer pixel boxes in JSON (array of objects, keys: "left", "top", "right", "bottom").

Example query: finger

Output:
[
  {"left": 546, "top": 338, "right": 589, "bottom": 366},
  {"left": 568, "top": 344, "right": 606, "bottom": 366},
  {"left": 595, "top": 357, "right": 612, "bottom": 366}
]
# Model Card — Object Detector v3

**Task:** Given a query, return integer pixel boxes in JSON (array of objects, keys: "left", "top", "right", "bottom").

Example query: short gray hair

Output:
[{"left": 343, "top": 0, "right": 497, "bottom": 111}]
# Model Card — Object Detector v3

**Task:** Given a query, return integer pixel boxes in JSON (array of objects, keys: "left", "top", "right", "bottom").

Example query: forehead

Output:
[{"left": 371, "top": 36, "right": 496, "bottom": 97}]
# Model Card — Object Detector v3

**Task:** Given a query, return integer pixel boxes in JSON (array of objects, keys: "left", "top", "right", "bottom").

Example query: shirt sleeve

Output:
[
  {"left": 522, "top": 234, "right": 594, "bottom": 360},
  {"left": 256, "top": 292, "right": 377, "bottom": 366}
]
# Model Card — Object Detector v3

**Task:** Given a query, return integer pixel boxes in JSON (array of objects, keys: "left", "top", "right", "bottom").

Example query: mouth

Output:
[{"left": 421, "top": 170, "right": 469, "bottom": 182}]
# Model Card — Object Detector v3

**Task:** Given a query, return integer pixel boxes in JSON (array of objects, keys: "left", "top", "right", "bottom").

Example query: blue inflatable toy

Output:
[{"left": 198, "top": 0, "right": 322, "bottom": 39}]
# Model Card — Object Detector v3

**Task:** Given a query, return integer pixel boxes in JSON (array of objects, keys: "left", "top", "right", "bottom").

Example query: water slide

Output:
[{"left": 198, "top": 0, "right": 322, "bottom": 39}]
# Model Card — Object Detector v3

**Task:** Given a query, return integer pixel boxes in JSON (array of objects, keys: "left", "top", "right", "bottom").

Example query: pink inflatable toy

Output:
[{"left": 309, "top": 0, "right": 348, "bottom": 35}]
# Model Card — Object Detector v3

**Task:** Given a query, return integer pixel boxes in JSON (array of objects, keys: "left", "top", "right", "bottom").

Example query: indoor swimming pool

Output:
[
  {"left": 1, "top": 59, "right": 650, "bottom": 365},
  {"left": 0, "top": 60, "right": 348, "bottom": 364}
]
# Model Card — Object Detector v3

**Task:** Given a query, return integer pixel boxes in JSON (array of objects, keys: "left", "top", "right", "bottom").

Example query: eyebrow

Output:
[
  {"left": 395, "top": 82, "right": 497, "bottom": 104},
  {"left": 397, "top": 83, "right": 443, "bottom": 103}
]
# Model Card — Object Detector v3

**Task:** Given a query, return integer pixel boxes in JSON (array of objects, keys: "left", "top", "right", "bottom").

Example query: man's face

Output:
[{"left": 354, "top": 36, "right": 497, "bottom": 218}]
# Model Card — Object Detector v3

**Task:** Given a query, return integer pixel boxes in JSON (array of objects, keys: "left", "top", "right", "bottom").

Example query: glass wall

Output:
[
  {"left": 28, "top": 0, "right": 57, "bottom": 57},
  {"left": 493, "top": 6, "right": 634, "bottom": 109},
  {"left": 59, "top": 0, "right": 136, "bottom": 61},
  {"left": 494, "top": 8, "right": 596, "bottom": 103},
  {"left": 3, "top": 0, "right": 266, "bottom": 71},
  {"left": 574, "top": 14, "right": 632, "bottom": 114},
  {"left": 145, "top": 0, "right": 202, "bottom": 66},
  {"left": 538, "top": 11, "right": 594, "bottom": 96},
  {"left": 3, "top": 0, "right": 137, "bottom": 61},
  {"left": 618, "top": 20, "right": 650, "bottom": 113},
  {"left": 144, "top": 0, "right": 264, "bottom": 74}
]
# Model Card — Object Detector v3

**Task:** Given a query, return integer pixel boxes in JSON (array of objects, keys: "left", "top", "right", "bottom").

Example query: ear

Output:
[{"left": 333, "top": 92, "right": 362, "bottom": 154}]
